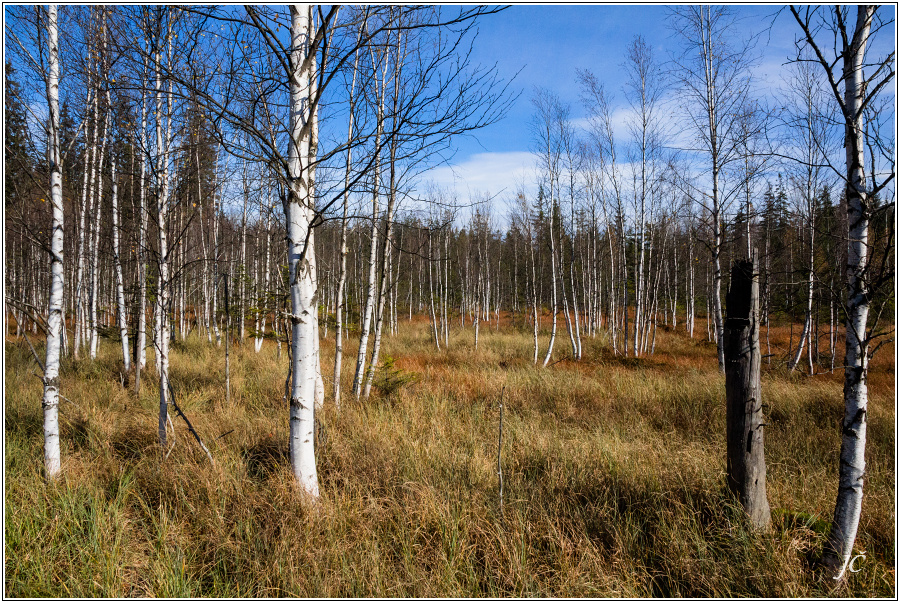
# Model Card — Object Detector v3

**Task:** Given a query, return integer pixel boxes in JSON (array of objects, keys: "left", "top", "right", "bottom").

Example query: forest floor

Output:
[{"left": 4, "top": 316, "right": 896, "bottom": 597}]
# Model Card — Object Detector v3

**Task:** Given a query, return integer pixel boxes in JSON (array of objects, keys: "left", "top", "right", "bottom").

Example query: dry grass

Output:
[{"left": 4, "top": 315, "right": 895, "bottom": 597}]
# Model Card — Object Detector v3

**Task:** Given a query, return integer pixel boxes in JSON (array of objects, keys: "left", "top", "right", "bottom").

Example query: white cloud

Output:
[{"left": 423, "top": 151, "right": 540, "bottom": 203}]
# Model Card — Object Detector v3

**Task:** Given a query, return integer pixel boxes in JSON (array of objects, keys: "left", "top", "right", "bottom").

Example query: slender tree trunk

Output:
[
  {"left": 256, "top": 213, "right": 271, "bottom": 353},
  {"left": 41, "top": 5, "right": 63, "bottom": 480},
  {"left": 822, "top": 5, "right": 873, "bottom": 578},
  {"left": 428, "top": 231, "right": 441, "bottom": 350},
  {"left": 363, "top": 28, "right": 403, "bottom": 399},
  {"left": 634, "top": 189, "right": 646, "bottom": 357},
  {"left": 212, "top": 182, "right": 221, "bottom": 347},
  {"left": 239, "top": 173, "right": 248, "bottom": 341},
  {"left": 154, "top": 25, "right": 173, "bottom": 449},
  {"left": 88, "top": 82, "right": 109, "bottom": 360},
  {"left": 829, "top": 275, "right": 835, "bottom": 373},
  {"left": 620, "top": 215, "right": 629, "bottom": 355},
  {"left": 73, "top": 87, "right": 96, "bottom": 359},
  {"left": 442, "top": 228, "right": 450, "bottom": 347},
  {"left": 687, "top": 224, "right": 695, "bottom": 338},
  {"left": 332, "top": 42, "right": 359, "bottom": 409},
  {"left": 223, "top": 273, "right": 230, "bottom": 401},
  {"left": 351, "top": 48, "right": 386, "bottom": 397},
  {"left": 529, "top": 221, "right": 540, "bottom": 363},
  {"left": 542, "top": 197, "right": 559, "bottom": 367},
  {"left": 136, "top": 62, "right": 148, "bottom": 380},
  {"left": 201, "top": 195, "right": 211, "bottom": 342},
  {"left": 789, "top": 195, "right": 816, "bottom": 373},
  {"left": 110, "top": 142, "right": 131, "bottom": 373}
]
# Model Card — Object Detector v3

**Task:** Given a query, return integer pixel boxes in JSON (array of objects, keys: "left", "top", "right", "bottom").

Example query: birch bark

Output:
[
  {"left": 110, "top": 139, "right": 131, "bottom": 373},
  {"left": 154, "top": 15, "right": 173, "bottom": 448},
  {"left": 285, "top": 4, "right": 319, "bottom": 496},
  {"left": 41, "top": 4, "right": 63, "bottom": 480},
  {"left": 135, "top": 49, "right": 149, "bottom": 381},
  {"left": 822, "top": 5, "right": 873, "bottom": 579},
  {"left": 88, "top": 59, "right": 109, "bottom": 360}
]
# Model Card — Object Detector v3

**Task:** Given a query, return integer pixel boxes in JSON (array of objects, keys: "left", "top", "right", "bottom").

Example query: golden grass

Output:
[{"left": 4, "top": 315, "right": 895, "bottom": 597}]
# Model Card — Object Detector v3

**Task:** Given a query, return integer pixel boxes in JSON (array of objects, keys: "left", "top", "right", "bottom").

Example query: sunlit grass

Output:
[{"left": 5, "top": 315, "right": 895, "bottom": 596}]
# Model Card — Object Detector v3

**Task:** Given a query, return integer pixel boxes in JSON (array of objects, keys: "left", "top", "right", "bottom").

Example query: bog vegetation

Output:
[{"left": 5, "top": 318, "right": 895, "bottom": 597}]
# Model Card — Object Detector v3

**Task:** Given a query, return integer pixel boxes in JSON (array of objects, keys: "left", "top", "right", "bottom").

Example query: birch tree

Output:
[
  {"left": 784, "top": 55, "right": 831, "bottom": 374},
  {"left": 133, "top": 42, "right": 149, "bottom": 393},
  {"left": 40, "top": 4, "right": 64, "bottom": 480},
  {"left": 791, "top": 4, "right": 895, "bottom": 580},
  {"left": 624, "top": 35, "right": 667, "bottom": 357},
  {"left": 333, "top": 32, "right": 362, "bottom": 408},
  {"left": 532, "top": 89, "right": 563, "bottom": 367},
  {"left": 281, "top": 4, "right": 321, "bottom": 495},
  {"left": 109, "top": 129, "right": 131, "bottom": 374},
  {"left": 148, "top": 6, "right": 176, "bottom": 449},
  {"left": 351, "top": 29, "right": 388, "bottom": 398},
  {"left": 580, "top": 70, "right": 628, "bottom": 353},
  {"left": 670, "top": 6, "right": 757, "bottom": 372}
]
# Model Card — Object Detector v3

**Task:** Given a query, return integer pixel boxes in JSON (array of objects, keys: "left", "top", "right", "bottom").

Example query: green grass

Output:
[{"left": 4, "top": 319, "right": 895, "bottom": 596}]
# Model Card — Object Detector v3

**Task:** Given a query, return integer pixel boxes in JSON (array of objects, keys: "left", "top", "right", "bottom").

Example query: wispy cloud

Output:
[{"left": 424, "top": 151, "right": 539, "bottom": 203}]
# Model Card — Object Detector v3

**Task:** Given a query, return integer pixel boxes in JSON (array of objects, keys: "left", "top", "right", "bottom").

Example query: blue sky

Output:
[{"left": 425, "top": 4, "right": 895, "bottom": 213}]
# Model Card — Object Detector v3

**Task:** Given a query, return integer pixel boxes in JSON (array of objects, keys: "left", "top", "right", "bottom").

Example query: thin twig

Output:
[
  {"left": 59, "top": 394, "right": 86, "bottom": 414},
  {"left": 215, "top": 429, "right": 235, "bottom": 441}
]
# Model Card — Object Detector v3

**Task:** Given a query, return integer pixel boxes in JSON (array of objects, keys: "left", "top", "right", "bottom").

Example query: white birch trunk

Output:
[
  {"left": 824, "top": 5, "right": 873, "bottom": 580},
  {"left": 109, "top": 142, "right": 131, "bottom": 373},
  {"left": 88, "top": 76, "right": 109, "bottom": 360},
  {"left": 428, "top": 231, "right": 441, "bottom": 349},
  {"left": 333, "top": 94, "right": 353, "bottom": 406},
  {"left": 687, "top": 222, "right": 695, "bottom": 338},
  {"left": 542, "top": 195, "right": 559, "bottom": 367},
  {"left": 41, "top": 4, "right": 63, "bottom": 480},
  {"left": 528, "top": 218, "right": 539, "bottom": 364},
  {"left": 351, "top": 48, "right": 387, "bottom": 397},
  {"left": 239, "top": 174, "right": 248, "bottom": 341},
  {"left": 212, "top": 186, "right": 221, "bottom": 347},
  {"left": 154, "top": 25, "right": 173, "bottom": 448},
  {"left": 442, "top": 229, "right": 450, "bottom": 347},
  {"left": 362, "top": 24, "right": 404, "bottom": 398},
  {"left": 285, "top": 4, "right": 319, "bottom": 497},
  {"left": 201, "top": 199, "right": 211, "bottom": 342},
  {"left": 136, "top": 52, "right": 149, "bottom": 375},
  {"left": 73, "top": 87, "right": 96, "bottom": 359},
  {"left": 255, "top": 214, "right": 271, "bottom": 353}
]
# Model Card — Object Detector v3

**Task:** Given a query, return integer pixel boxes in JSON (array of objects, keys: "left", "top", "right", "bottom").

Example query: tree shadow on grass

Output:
[{"left": 242, "top": 435, "right": 289, "bottom": 482}]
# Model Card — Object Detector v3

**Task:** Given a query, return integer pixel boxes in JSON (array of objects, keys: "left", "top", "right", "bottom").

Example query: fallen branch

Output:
[
  {"left": 167, "top": 382, "right": 214, "bottom": 465},
  {"left": 547, "top": 355, "right": 572, "bottom": 368},
  {"left": 22, "top": 332, "right": 45, "bottom": 374}
]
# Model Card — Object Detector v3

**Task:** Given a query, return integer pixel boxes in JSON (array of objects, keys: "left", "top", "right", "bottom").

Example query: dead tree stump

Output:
[{"left": 725, "top": 250, "right": 771, "bottom": 529}]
